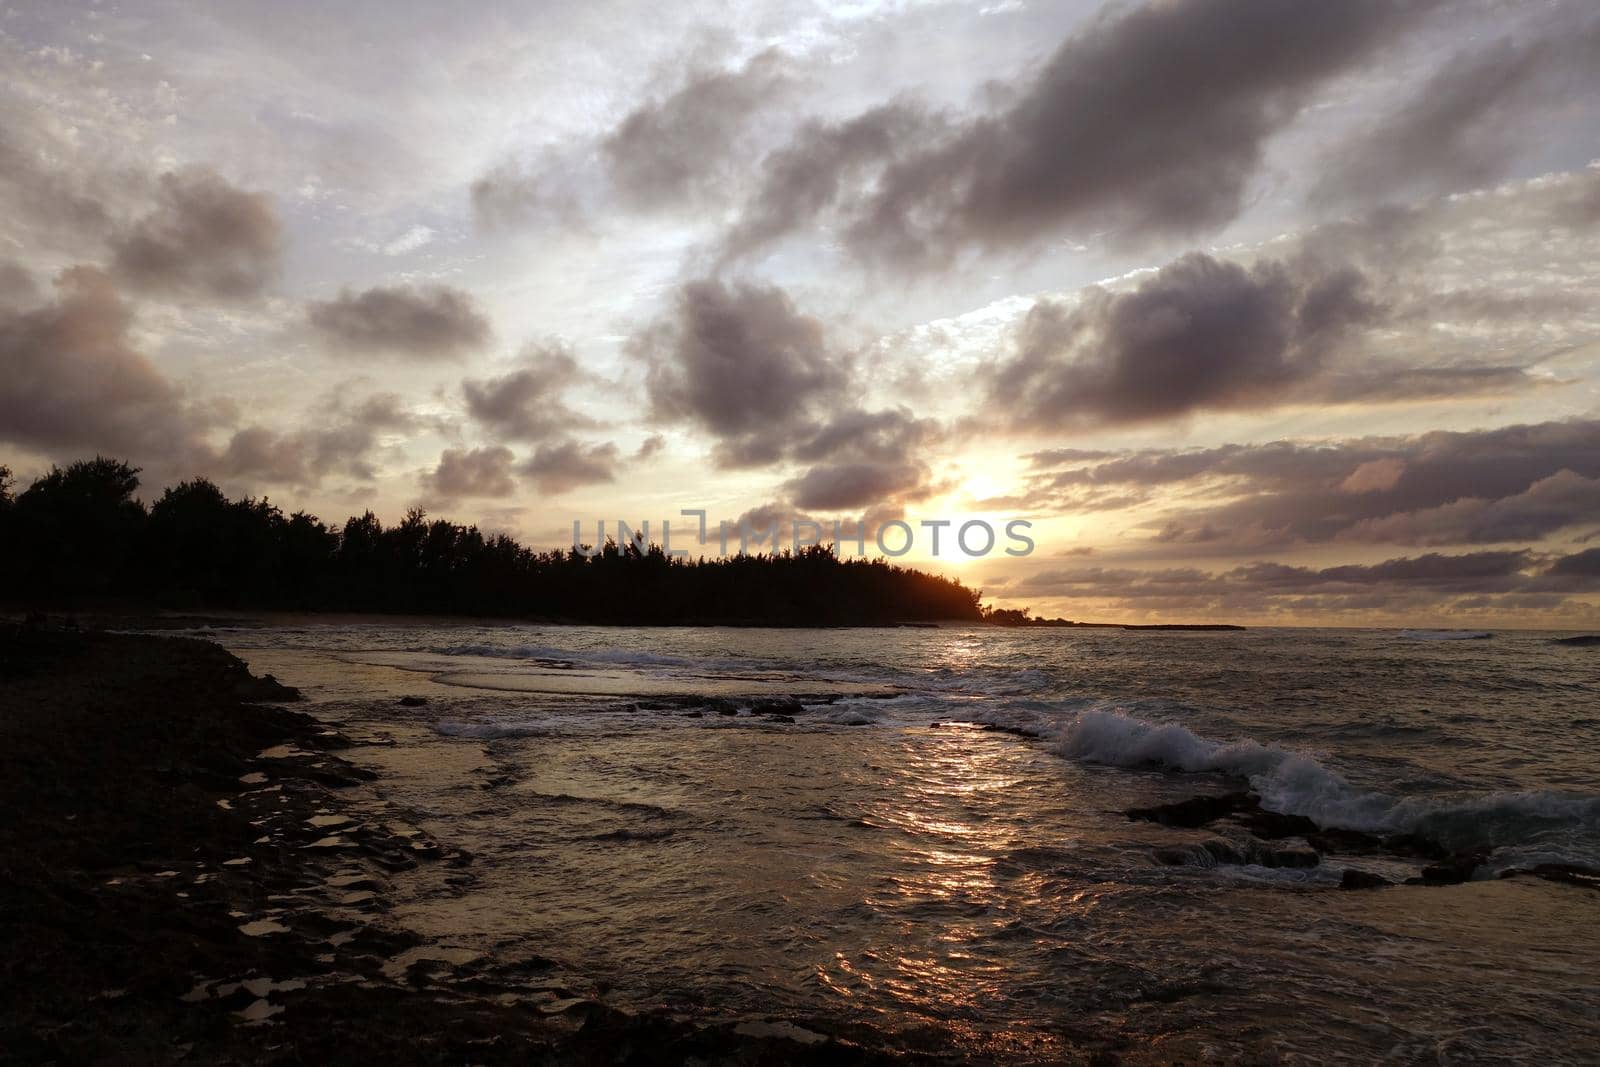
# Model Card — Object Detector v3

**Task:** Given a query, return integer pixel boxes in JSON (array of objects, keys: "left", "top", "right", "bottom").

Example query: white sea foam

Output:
[{"left": 1048, "top": 708, "right": 1600, "bottom": 857}]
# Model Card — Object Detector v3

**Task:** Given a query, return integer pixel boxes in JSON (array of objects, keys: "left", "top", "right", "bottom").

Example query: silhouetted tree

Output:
[
  {"left": 10, "top": 458, "right": 146, "bottom": 603},
  {"left": 2, "top": 457, "right": 984, "bottom": 624}
]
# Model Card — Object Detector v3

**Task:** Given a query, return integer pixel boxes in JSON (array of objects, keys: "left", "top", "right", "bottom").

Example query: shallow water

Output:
[{"left": 219, "top": 623, "right": 1600, "bottom": 1061}]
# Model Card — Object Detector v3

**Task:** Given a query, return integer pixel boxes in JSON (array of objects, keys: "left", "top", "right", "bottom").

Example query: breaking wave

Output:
[{"left": 1049, "top": 708, "right": 1600, "bottom": 861}]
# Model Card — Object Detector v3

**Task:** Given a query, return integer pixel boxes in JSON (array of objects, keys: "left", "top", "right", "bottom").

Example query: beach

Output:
[{"left": 0, "top": 625, "right": 926, "bottom": 1064}]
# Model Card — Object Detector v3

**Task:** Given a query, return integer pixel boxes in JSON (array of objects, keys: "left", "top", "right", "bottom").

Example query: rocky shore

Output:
[{"left": 0, "top": 627, "right": 944, "bottom": 1064}]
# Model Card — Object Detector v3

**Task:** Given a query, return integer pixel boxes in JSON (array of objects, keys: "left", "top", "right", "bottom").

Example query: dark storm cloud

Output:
[
  {"left": 518, "top": 440, "right": 618, "bottom": 495},
  {"left": 990, "top": 253, "right": 1383, "bottom": 428},
  {"left": 603, "top": 48, "right": 790, "bottom": 211},
  {"left": 308, "top": 284, "right": 492, "bottom": 359},
  {"left": 0, "top": 266, "right": 209, "bottom": 460},
  {"left": 426, "top": 445, "right": 517, "bottom": 498},
  {"left": 109, "top": 167, "right": 282, "bottom": 301},
  {"left": 1315, "top": 10, "right": 1600, "bottom": 206},
  {"left": 462, "top": 343, "right": 594, "bottom": 441},
  {"left": 214, "top": 393, "right": 419, "bottom": 487},
  {"left": 635, "top": 277, "right": 846, "bottom": 467},
  {"left": 722, "top": 0, "right": 1434, "bottom": 266},
  {"left": 1027, "top": 419, "right": 1600, "bottom": 553}
]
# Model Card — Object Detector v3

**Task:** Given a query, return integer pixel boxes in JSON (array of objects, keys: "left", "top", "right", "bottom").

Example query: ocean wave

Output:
[
  {"left": 1397, "top": 629, "right": 1493, "bottom": 641},
  {"left": 1049, "top": 708, "right": 1600, "bottom": 858},
  {"left": 428, "top": 642, "right": 772, "bottom": 673}
]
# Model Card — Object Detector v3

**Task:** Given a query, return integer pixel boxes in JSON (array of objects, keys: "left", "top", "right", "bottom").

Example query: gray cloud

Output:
[
  {"left": 1315, "top": 10, "right": 1600, "bottom": 206},
  {"left": 462, "top": 343, "right": 593, "bottom": 441},
  {"left": 719, "top": 102, "right": 936, "bottom": 264},
  {"left": 308, "top": 283, "right": 492, "bottom": 359},
  {"left": 991, "top": 253, "right": 1382, "bottom": 428},
  {"left": 1008, "top": 548, "right": 1600, "bottom": 620},
  {"left": 519, "top": 440, "right": 618, "bottom": 495},
  {"left": 0, "top": 266, "right": 210, "bottom": 461},
  {"left": 473, "top": 48, "right": 792, "bottom": 230},
  {"left": 426, "top": 445, "right": 518, "bottom": 498},
  {"left": 635, "top": 277, "right": 846, "bottom": 467},
  {"left": 214, "top": 393, "right": 418, "bottom": 488},
  {"left": 784, "top": 460, "right": 930, "bottom": 511},
  {"left": 603, "top": 48, "right": 791, "bottom": 211},
  {"left": 1026, "top": 419, "right": 1600, "bottom": 554},
  {"left": 110, "top": 166, "right": 281, "bottom": 301},
  {"left": 724, "top": 0, "right": 1435, "bottom": 266}
]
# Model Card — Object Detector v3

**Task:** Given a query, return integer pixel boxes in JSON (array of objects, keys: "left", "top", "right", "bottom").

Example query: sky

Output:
[{"left": 3, "top": 0, "right": 1600, "bottom": 626}]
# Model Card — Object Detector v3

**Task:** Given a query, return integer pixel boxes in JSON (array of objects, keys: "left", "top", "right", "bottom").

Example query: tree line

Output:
[{"left": 0, "top": 458, "right": 983, "bottom": 624}]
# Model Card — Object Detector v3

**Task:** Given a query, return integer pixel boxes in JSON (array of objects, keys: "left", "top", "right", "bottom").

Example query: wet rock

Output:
[
  {"left": 1154, "top": 838, "right": 1319, "bottom": 869},
  {"left": 232, "top": 672, "right": 302, "bottom": 703},
  {"left": 705, "top": 698, "right": 739, "bottom": 716},
  {"left": 750, "top": 697, "right": 805, "bottom": 717},
  {"left": 1127, "top": 792, "right": 1251, "bottom": 828},
  {"left": 398, "top": 695, "right": 428, "bottom": 707},
  {"left": 1339, "top": 868, "right": 1392, "bottom": 890},
  {"left": 1409, "top": 848, "right": 1491, "bottom": 886},
  {"left": 1552, "top": 635, "right": 1600, "bottom": 646},
  {"left": 1500, "top": 863, "right": 1600, "bottom": 891},
  {"left": 768, "top": 714, "right": 796, "bottom": 724}
]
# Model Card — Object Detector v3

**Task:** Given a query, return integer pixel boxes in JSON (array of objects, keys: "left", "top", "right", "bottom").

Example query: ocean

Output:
[{"left": 216, "top": 623, "right": 1600, "bottom": 1062}]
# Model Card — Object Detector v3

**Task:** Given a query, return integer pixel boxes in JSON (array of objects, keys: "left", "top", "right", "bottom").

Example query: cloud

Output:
[
  {"left": 0, "top": 266, "right": 211, "bottom": 461},
  {"left": 634, "top": 434, "right": 666, "bottom": 461},
  {"left": 718, "top": 102, "right": 935, "bottom": 263},
  {"left": 1026, "top": 418, "right": 1600, "bottom": 554},
  {"left": 784, "top": 460, "right": 930, "bottom": 511},
  {"left": 518, "top": 440, "right": 618, "bottom": 495},
  {"left": 213, "top": 392, "right": 419, "bottom": 488},
  {"left": 634, "top": 277, "right": 846, "bottom": 466},
  {"left": 426, "top": 445, "right": 517, "bottom": 498},
  {"left": 1007, "top": 547, "right": 1600, "bottom": 620},
  {"left": 462, "top": 342, "right": 593, "bottom": 441},
  {"left": 110, "top": 166, "right": 282, "bottom": 301},
  {"left": 722, "top": 0, "right": 1434, "bottom": 266},
  {"left": 308, "top": 283, "right": 492, "bottom": 359},
  {"left": 603, "top": 48, "right": 791, "bottom": 211},
  {"left": 990, "top": 253, "right": 1382, "bottom": 428},
  {"left": 472, "top": 48, "right": 792, "bottom": 229},
  {"left": 1315, "top": 10, "right": 1600, "bottom": 206}
]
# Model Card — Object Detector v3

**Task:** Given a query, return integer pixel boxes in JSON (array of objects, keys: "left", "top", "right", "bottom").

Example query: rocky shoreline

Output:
[{"left": 0, "top": 627, "right": 949, "bottom": 1064}]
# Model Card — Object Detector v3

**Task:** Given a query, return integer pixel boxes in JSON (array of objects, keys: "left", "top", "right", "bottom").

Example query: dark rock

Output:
[
  {"left": 1552, "top": 635, "right": 1600, "bottom": 647},
  {"left": 233, "top": 671, "right": 301, "bottom": 702},
  {"left": 768, "top": 714, "right": 796, "bottom": 724},
  {"left": 1409, "top": 847, "right": 1491, "bottom": 886},
  {"left": 750, "top": 697, "right": 805, "bottom": 716},
  {"left": 1154, "top": 837, "right": 1319, "bottom": 869},
  {"left": 398, "top": 695, "right": 428, "bottom": 707},
  {"left": 704, "top": 698, "right": 739, "bottom": 716},
  {"left": 682, "top": 710, "right": 703, "bottom": 719},
  {"left": 1339, "top": 868, "right": 1392, "bottom": 890},
  {"left": 1126, "top": 792, "right": 1250, "bottom": 828},
  {"left": 1499, "top": 863, "right": 1600, "bottom": 890}
]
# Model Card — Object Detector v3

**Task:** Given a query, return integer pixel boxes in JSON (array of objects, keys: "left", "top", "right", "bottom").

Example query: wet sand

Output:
[{"left": 0, "top": 626, "right": 946, "bottom": 1064}]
